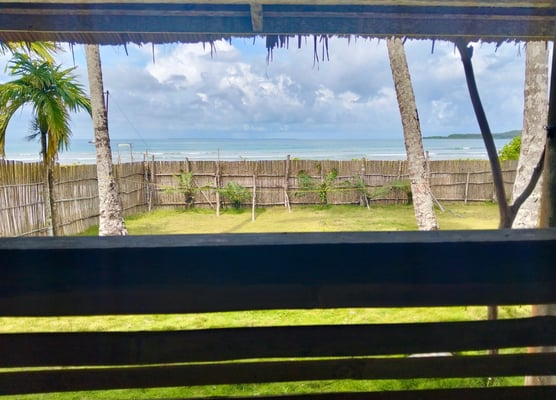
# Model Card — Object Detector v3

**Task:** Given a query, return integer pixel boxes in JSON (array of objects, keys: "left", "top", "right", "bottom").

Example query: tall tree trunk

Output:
[
  {"left": 386, "top": 37, "right": 438, "bottom": 231},
  {"left": 513, "top": 42, "right": 548, "bottom": 229},
  {"left": 515, "top": 42, "right": 551, "bottom": 386},
  {"left": 40, "top": 132, "right": 55, "bottom": 236},
  {"left": 85, "top": 44, "right": 127, "bottom": 236},
  {"left": 456, "top": 39, "right": 547, "bottom": 354},
  {"left": 530, "top": 41, "right": 556, "bottom": 387}
]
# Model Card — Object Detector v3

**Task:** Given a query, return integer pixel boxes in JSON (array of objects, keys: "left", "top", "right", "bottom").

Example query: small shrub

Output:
[
  {"left": 219, "top": 182, "right": 250, "bottom": 209},
  {"left": 164, "top": 170, "right": 195, "bottom": 208},
  {"left": 369, "top": 179, "right": 412, "bottom": 205},
  {"left": 295, "top": 168, "right": 340, "bottom": 205},
  {"left": 499, "top": 136, "right": 521, "bottom": 161}
]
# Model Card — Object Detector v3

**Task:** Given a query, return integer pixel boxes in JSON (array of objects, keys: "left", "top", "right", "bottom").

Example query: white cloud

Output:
[{"left": 0, "top": 38, "right": 539, "bottom": 143}]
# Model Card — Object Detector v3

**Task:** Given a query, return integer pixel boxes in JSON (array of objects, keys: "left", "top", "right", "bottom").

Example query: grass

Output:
[
  {"left": 80, "top": 202, "right": 499, "bottom": 235},
  {"left": 0, "top": 306, "right": 531, "bottom": 399},
  {"left": 4, "top": 202, "right": 520, "bottom": 399}
]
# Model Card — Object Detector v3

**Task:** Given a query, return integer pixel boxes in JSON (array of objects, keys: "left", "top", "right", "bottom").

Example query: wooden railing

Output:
[{"left": 1, "top": 229, "right": 556, "bottom": 398}]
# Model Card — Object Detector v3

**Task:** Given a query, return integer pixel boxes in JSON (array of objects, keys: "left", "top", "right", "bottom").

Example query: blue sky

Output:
[{"left": 0, "top": 38, "right": 549, "bottom": 145}]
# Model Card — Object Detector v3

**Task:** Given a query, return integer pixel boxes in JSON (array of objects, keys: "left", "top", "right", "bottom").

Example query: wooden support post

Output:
[
  {"left": 215, "top": 157, "right": 221, "bottom": 217},
  {"left": 360, "top": 157, "right": 370, "bottom": 209},
  {"left": 284, "top": 155, "right": 291, "bottom": 212},
  {"left": 396, "top": 160, "right": 403, "bottom": 204},
  {"left": 250, "top": 3, "right": 263, "bottom": 33},
  {"left": 464, "top": 171, "right": 471, "bottom": 204},
  {"left": 143, "top": 153, "right": 150, "bottom": 211},
  {"left": 150, "top": 155, "right": 155, "bottom": 211},
  {"left": 252, "top": 172, "right": 257, "bottom": 223}
]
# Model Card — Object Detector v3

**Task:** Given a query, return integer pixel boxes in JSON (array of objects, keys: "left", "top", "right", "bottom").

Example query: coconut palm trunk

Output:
[
  {"left": 511, "top": 43, "right": 553, "bottom": 386},
  {"left": 85, "top": 44, "right": 127, "bottom": 236},
  {"left": 40, "top": 130, "right": 55, "bottom": 236},
  {"left": 513, "top": 42, "right": 548, "bottom": 229},
  {"left": 386, "top": 37, "right": 438, "bottom": 231},
  {"left": 530, "top": 40, "right": 556, "bottom": 386}
]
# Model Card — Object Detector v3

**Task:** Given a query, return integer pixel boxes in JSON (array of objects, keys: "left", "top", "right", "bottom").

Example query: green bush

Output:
[
  {"left": 499, "top": 136, "right": 521, "bottom": 161},
  {"left": 164, "top": 170, "right": 195, "bottom": 208},
  {"left": 295, "top": 168, "right": 339, "bottom": 205},
  {"left": 219, "top": 182, "right": 250, "bottom": 209}
]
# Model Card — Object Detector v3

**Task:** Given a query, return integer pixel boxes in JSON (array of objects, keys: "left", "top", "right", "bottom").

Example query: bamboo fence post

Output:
[
  {"left": 396, "top": 160, "right": 403, "bottom": 204},
  {"left": 149, "top": 155, "right": 155, "bottom": 211},
  {"left": 360, "top": 158, "right": 370, "bottom": 209},
  {"left": 143, "top": 154, "right": 150, "bottom": 211},
  {"left": 215, "top": 158, "right": 221, "bottom": 217},
  {"left": 284, "top": 155, "right": 291, "bottom": 212},
  {"left": 252, "top": 171, "right": 257, "bottom": 223},
  {"left": 464, "top": 171, "right": 471, "bottom": 204}
]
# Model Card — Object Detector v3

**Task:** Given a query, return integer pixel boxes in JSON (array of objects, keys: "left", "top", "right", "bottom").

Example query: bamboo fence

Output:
[{"left": 1, "top": 158, "right": 518, "bottom": 237}]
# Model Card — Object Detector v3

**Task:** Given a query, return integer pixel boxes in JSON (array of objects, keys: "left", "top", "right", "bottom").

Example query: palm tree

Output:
[
  {"left": 0, "top": 41, "right": 59, "bottom": 63},
  {"left": 0, "top": 53, "right": 91, "bottom": 235},
  {"left": 386, "top": 37, "right": 439, "bottom": 231},
  {"left": 84, "top": 44, "right": 127, "bottom": 236}
]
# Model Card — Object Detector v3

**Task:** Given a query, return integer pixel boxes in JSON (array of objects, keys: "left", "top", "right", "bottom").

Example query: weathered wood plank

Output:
[
  {"left": 0, "top": 1, "right": 553, "bottom": 7},
  {"left": 1, "top": 230, "right": 554, "bottom": 315},
  {"left": 1, "top": 317, "right": 554, "bottom": 367},
  {"left": 0, "top": 2, "right": 554, "bottom": 42},
  {"left": 1, "top": 353, "right": 555, "bottom": 395}
]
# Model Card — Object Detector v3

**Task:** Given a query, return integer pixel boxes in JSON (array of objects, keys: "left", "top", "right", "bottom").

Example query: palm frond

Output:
[{"left": 0, "top": 52, "right": 90, "bottom": 162}]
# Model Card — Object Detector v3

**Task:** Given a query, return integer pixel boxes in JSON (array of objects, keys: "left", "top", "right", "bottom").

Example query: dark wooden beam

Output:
[
  {"left": 1, "top": 353, "right": 556, "bottom": 394},
  {"left": 1, "top": 230, "right": 555, "bottom": 315},
  {"left": 2, "top": 318, "right": 555, "bottom": 367},
  {"left": 0, "top": 3, "right": 554, "bottom": 44}
]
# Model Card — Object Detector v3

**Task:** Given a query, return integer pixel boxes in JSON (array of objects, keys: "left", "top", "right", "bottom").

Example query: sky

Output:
[{"left": 0, "top": 37, "right": 550, "bottom": 144}]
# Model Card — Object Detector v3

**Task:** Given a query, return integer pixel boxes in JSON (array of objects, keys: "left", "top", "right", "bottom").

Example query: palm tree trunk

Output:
[
  {"left": 512, "top": 43, "right": 550, "bottom": 386},
  {"left": 513, "top": 42, "right": 548, "bottom": 229},
  {"left": 40, "top": 131, "right": 55, "bottom": 236},
  {"left": 386, "top": 37, "right": 438, "bottom": 231},
  {"left": 530, "top": 40, "right": 556, "bottom": 387},
  {"left": 85, "top": 44, "right": 127, "bottom": 236}
]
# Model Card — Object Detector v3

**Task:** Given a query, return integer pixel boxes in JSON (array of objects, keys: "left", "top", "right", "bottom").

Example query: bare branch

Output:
[{"left": 455, "top": 39, "right": 511, "bottom": 227}]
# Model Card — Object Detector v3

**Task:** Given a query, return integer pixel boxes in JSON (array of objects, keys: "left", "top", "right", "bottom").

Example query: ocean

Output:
[{"left": 3, "top": 137, "right": 513, "bottom": 165}]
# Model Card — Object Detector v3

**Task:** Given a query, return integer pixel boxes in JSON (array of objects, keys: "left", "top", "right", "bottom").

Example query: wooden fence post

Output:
[
  {"left": 215, "top": 158, "right": 221, "bottom": 217},
  {"left": 252, "top": 170, "right": 257, "bottom": 223},
  {"left": 396, "top": 160, "right": 403, "bottom": 204},
  {"left": 149, "top": 155, "right": 155, "bottom": 211},
  {"left": 360, "top": 157, "right": 370, "bottom": 209},
  {"left": 284, "top": 155, "right": 291, "bottom": 212},
  {"left": 464, "top": 171, "right": 471, "bottom": 204}
]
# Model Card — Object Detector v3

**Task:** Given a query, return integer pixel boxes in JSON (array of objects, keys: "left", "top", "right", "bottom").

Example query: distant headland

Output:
[{"left": 424, "top": 130, "right": 521, "bottom": 140}]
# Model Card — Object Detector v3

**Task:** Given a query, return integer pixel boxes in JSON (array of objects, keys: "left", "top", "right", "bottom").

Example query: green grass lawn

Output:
[
  {"left": 3, "top": 202, "right": 524, "bottom": 399},
  {"left": 0, "top": 306, "right": 530, "bottom": 399},
  {"left": 81, "top": 202, "right": 500, "bottom": 235}
]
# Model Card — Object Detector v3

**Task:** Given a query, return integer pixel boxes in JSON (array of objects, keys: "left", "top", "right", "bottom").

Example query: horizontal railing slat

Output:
[
  {"left": 2, "top": 230, "right": 555, "bottom": 398},
  {"left": 1, "top": 230, "right": 555, "bottom": 315},
  {"left": 1, "top": 353, "right": 556, "bottom": 395},
  {"left": 2, "top": 317, "right": 555, "bottom": 367},
  {"left": 2, "top": 283, "right": 555, "bottom": 316}
]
